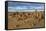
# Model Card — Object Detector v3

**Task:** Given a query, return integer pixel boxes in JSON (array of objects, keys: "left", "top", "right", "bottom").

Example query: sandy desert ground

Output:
[{"left": 8, "top": 11, "right": 45, "bottom": 29}]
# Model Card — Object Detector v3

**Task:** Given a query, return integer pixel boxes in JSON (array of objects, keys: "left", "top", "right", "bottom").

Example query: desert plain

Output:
[{"left": 8, "top": 11, "right": 45, "bottom": 29}]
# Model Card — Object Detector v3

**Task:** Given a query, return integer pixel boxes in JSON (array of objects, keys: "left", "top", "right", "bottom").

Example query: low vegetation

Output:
[{"left": 8, "top": 11, "right": 45, "bottom": 29}]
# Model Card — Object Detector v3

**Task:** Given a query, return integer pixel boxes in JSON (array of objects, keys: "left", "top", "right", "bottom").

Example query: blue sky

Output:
[{"left": 8, "top": 2, "right": 44, "bottom": 10}]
